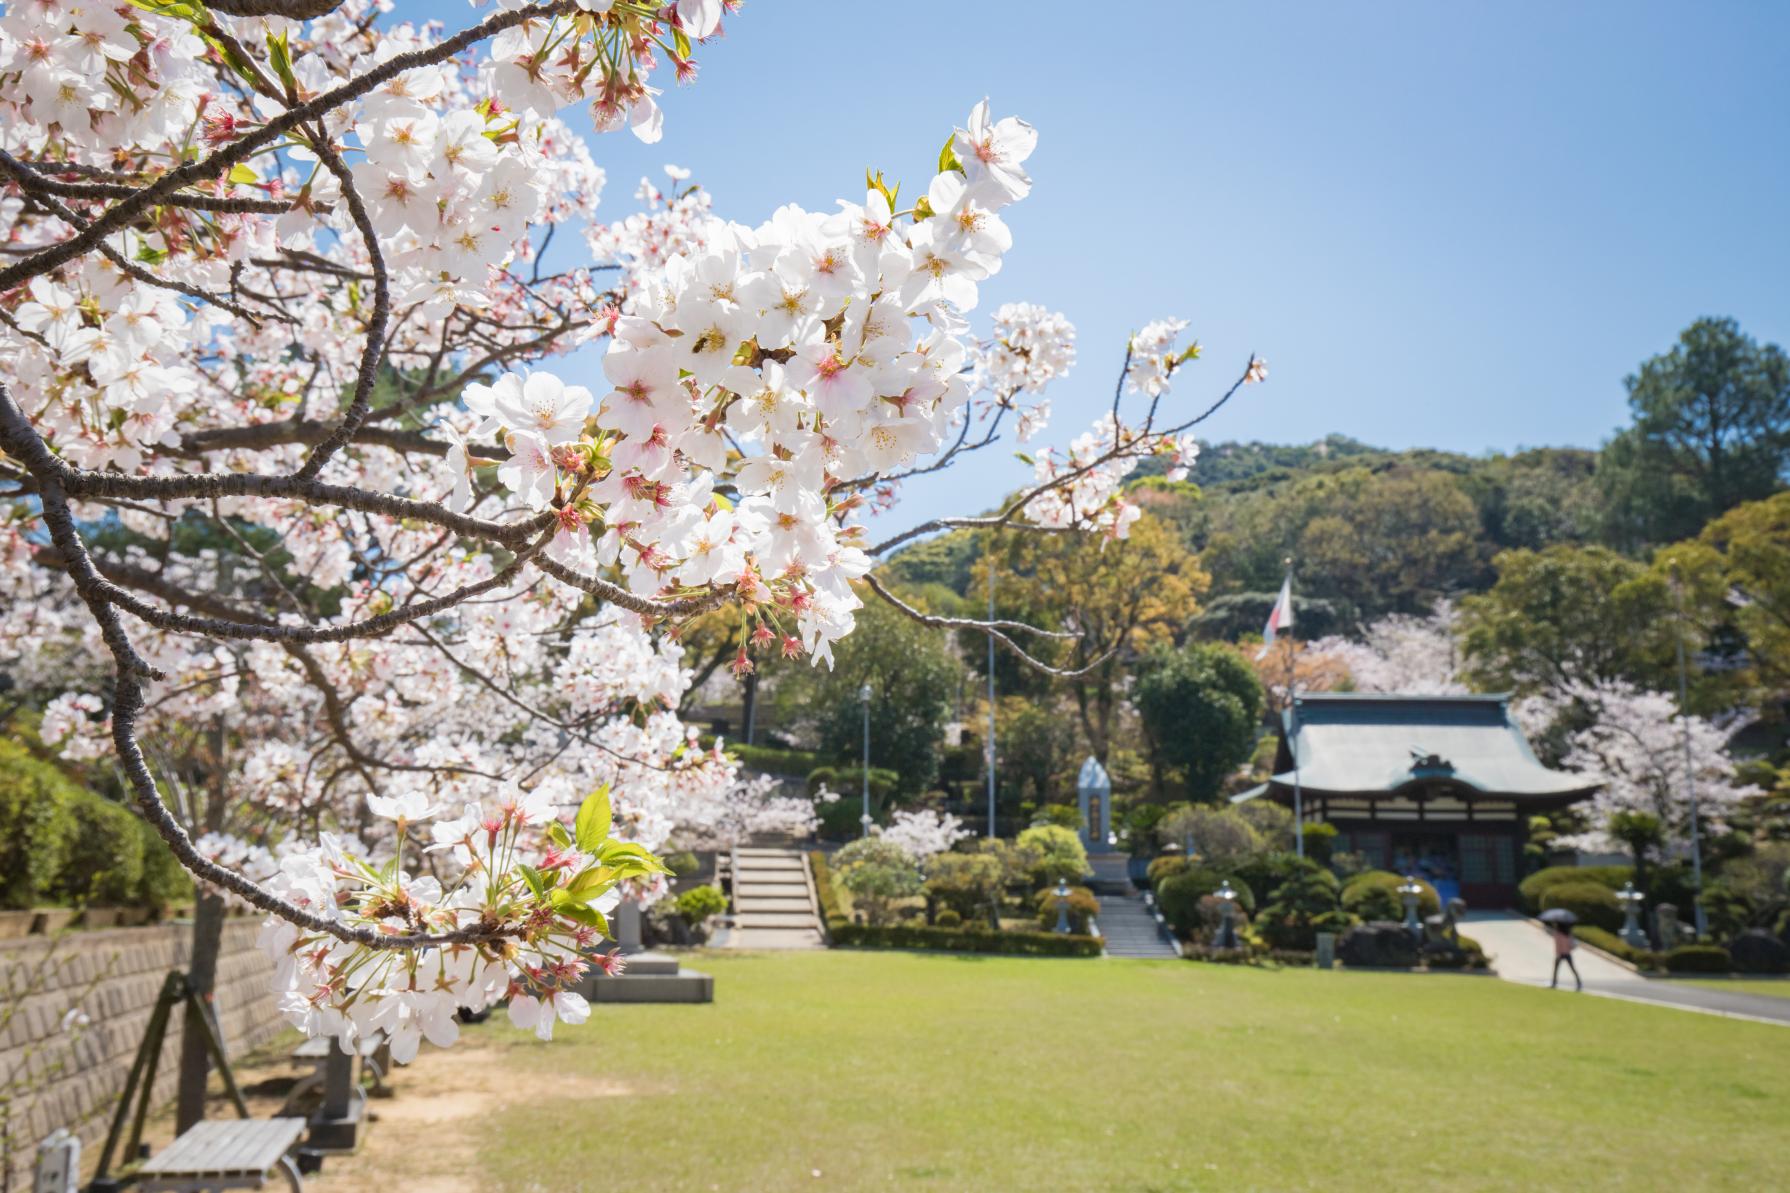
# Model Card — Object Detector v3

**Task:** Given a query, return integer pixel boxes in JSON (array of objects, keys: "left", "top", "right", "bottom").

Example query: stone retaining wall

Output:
[{"left": 1, "top": 919, "right": 281, "bottom": 1186}]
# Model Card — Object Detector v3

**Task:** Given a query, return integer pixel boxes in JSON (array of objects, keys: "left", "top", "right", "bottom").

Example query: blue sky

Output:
[{"left": 400, "top": 2, "right": 1790, "bottom": 534}]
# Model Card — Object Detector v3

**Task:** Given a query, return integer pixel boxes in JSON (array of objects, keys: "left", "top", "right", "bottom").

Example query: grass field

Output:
[{"left": 452, "top": 950, "right": 1790, "bottom": 1192}]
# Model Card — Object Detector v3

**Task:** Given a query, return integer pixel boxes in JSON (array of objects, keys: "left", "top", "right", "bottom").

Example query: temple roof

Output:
[{"left": 1234, "top": 693, "right": 1600, "bottom": 804}]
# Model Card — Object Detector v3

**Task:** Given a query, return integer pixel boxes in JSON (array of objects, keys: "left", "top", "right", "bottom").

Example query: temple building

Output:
[{"left": 1234, "top": 693, "right": 1601, "bottom": 907}]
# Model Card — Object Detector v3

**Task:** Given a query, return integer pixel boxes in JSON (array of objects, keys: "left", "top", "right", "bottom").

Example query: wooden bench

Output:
[{"left": 135, "top": 1118, "right": 306, "bottom": 1192}]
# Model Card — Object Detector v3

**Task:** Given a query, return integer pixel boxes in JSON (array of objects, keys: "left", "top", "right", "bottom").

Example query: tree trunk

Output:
[{"left": 175, "top": 889, "right": 226, "bottom": 1132}]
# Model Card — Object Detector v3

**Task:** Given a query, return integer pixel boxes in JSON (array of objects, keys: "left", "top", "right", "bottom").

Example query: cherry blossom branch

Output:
[{"left": 862, "top": 573, "right": 1113, "bottom": 679}]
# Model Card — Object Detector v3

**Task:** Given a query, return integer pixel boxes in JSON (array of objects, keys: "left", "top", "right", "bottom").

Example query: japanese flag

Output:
[{"left": 1256, "top": 577, "right": 1294, "bottom": 659}]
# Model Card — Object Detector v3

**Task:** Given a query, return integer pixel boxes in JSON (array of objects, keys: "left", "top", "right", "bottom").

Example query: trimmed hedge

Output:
[
  {"left": 1517, "top": 864, "right": 1631, "bottom": 914},
  {"left": 829, "top": 922, "right": 1102, "bottom": 956},
  {"left": 1664, "top": 944, "right": 1732, "bottom": 974},
  {"left": 0, "top": 740, "right": 81, "bottom": 909},
  {"left": 1341, "top": 871, "right": 1438, "bottom": 922},
  {"left": 808, "top": 851, "right": 845, "bottom": 925},
  {"left": 1573, "top": 924, "right": 1655, "bottom": 968},
  {"left": 719, "top": 742, "right": 830, "bottom": 777},
  {"left": 1540, "top": 882, "right": 1622, "bottom": 933}
]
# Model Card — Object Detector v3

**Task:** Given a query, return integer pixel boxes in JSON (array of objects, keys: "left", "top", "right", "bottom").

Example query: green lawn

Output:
[
  {"left": 1682, "top": 978, "right": 1790, "bottom": 1000},
  {"left": 479, "top": 951, "right": 1789, "bottom": 1192}
]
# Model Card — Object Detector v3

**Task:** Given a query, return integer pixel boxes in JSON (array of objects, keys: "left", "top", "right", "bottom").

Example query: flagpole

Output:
[{"left": 1284, "top": 557, "right": 1303, "bottom": 860}]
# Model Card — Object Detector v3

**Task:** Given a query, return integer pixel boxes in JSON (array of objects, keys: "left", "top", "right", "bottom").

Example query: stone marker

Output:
[{"left": 1315, "top": 932, "right": 1335, "bottom": 970}]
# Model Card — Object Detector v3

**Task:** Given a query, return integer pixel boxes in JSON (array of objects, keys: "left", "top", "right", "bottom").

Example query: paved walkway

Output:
[{"left": 1463, "top": 911, "right": 1790, "bottom": 1026}]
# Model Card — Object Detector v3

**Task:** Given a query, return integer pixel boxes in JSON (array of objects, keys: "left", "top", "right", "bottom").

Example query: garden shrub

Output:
[
  {"left": 934, "top": 909, "right": 962, "bottom": 929},
  {"left": 57, "top": 792, "right": 145, "bottom": 907},
  {"left": 1016, "top": 824, "right": 1088, "bottom": 885},
  {"left": 1728, "top": 928, "right": 1790, "bottom": 974},
  {"left": 832, "top": 837, "right": 922, "bottom": 926},
  {"left": 1340, "top": 871, "right": 1438, "bottom": 922},
  {"left": 1337, "top": 922, "right": 1420, "bottom": 968},
  {"left": 1664, "top": 944, "right": 1732, "bottom": 974},
  {"left": 1517, "top": 864, "right": 1631, "bottom": 914},
  {"left": 1032, "top": 804, "right": 1081, "bottom": 830},
  {"left": 1033, "top": 884, "right": 1098, "bottom": 934},
  {"left": 1145, "top": 854, "right": 1189, "bottom": 888},
  {"left": 136, "top": 818, "right": 192, "bottom": 912},
  {"left": 723, "top": 742, "right": 827, "bottom": 777},
  {"left": 1573, "top": 924, "right": 1655, "bottom": 968},
  {"left": 829, "top": 922, "right": 1101, "bottom": 957},
  {"left": 1255, "top": 866, "right": 1348, "bottom": 951},
  {"left": 675, "top": 884, "right": 728, "bottom": 926},
  {"left": 662, "top": 850, "right": 701, "bottom": 879},
  {"left": 813, "top": 793, "right": 866, "bottom": 840},
  {"left": 809, "top": 851, "right": 846, "bottom": 928},
  {"left": 1540, "top": 882, "right": 1622, "bottom": 933},
  {"left": 1181, "top": 945, "right": 1255, "bottom": 965},
  {"left": 1156, "top": 866, "right": 1252, "bottom": 937},
  {"left": 0, "top": 740, "right": 80, "bottom": 909},
  {"left": 807, "top": 765, "right": 899, "bottom": 804},
  {"left": 1232, "top": 850, "right": 1328, "bottom": 907},
  {"left": 923, "top": 851, "right": 1004, "bottom": 926},
  {"left": 1300, "top": 822, "right": 1338, "bottom": 865}
]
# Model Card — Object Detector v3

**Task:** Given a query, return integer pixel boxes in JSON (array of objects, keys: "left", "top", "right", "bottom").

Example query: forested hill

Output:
[{"left": 887, "top": 316, "right": 1790, "bottom": 638}]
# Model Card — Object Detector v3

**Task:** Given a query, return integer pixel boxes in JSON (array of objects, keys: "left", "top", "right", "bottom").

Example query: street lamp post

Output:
[
  {"left": 1670, "top": 568, "right": 1708, "bottom": 937},
  {"left": 859, "top": 681, "right": 872, "bottom": 838}
]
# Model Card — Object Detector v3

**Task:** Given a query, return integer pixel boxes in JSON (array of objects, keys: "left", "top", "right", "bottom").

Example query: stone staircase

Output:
[
  {"left": 1087, "top": 852, "right": 1180, "bottom": 960},
  {"left": 715, "top": 847, "right": 826, "bottom": 949}
]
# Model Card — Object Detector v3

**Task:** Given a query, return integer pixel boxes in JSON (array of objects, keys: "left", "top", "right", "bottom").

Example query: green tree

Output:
[
  {"left": 1659, "top": 491, "right": 1790, "bottom": 690},
  {"left": 774, "top": 585, "right": 961, "bottom": 799},
  {"left": 1597, "top": 317, "right": 1790, "bottom": 547},
  {"left": 970, "top": 514, "right": 1208, "bottom": 764},
  {"left": 1133, "top": 644, "right": 1266, "bottom": 802},
  {"left": 832, "top": 838, "right": 922, "bottom": 926},
  {"left": 1016, "top": 824, "right": 1089, "bottom": 885},
  {"left": 1460, "top": 545, "right": 1680, "bottom": 692}
]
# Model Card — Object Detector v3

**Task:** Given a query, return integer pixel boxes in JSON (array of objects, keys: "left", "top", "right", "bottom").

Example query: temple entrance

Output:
[{"left": 1390, "top": 832, "right": 1460, "bottom": 908}]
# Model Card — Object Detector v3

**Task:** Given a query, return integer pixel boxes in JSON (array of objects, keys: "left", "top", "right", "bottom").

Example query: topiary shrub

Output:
[
  {"left": 934, "top": 909, "right": 962, "bottom": 929},
  {"left": 1156, "top": 866, "right": 1251, "bottom": 938},
  {"left": 1341, "top": 871, "right": 1438, "bottom": 922},
  {"left": 1665, "top": 944, "right": 1732, "bottom": 974},
  {"left": 1517, "top": 864, "right": 1632, "bottom": 914},
  {"left": 1255, "top": 866, "right": 1348, "bottom": 951},
  {"left": 833, "top": 837, "right": 922, "bottom": 926},
  {"left": 1337, "top": 922, "right": 1419, "bottom": 968},
  {"left": 1729, "top": 928, "right": 1790, "bottom": 975},
  {"left": 0, "top": 739, "right": 81, "bottom": 909},
  {"left": 1145, "top": 854, "right": 1189, "bottom": 888},
  {"left": 809, "top": 851, "right": 846, "bottom": 929},
  {"left": 675, "top": 884, "right": 728, "bottom": 926},
  {"left": 923, "top": 851, "right": 1004, "bottom": 926},
  {"left": 1034, "top": 884, "right": 1099, "bottom": 934},
  {"left": 1540, "top": 882, "right": 1622, "bottom": 933},
  {"left": 1016, "top": 824, "right": 1088, "bottom": 885},
  {"left": 1301, "top": 822, "right": 1338, "bottom": 866},
  {"left": 1233, "top": 851, "right": 1330, "bottom": 908}
]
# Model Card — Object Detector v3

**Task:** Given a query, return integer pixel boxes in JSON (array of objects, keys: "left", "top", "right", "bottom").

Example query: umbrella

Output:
[{"left": 1539, "top": 908, "right": 1577, "bottom": 927}]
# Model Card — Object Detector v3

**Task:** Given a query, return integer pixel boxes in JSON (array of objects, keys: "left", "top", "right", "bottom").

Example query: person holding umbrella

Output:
[{"left": 1540, "top": 908, "right": 1582, "bottom": 991}]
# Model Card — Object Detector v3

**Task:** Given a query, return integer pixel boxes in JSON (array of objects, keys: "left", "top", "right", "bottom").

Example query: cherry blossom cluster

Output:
[
  {"left": 876, "top": 807, "right": 970, "bottom": 861},
  {"left": 260, "top": 786, "right": 652, "bottom": 1054},
  {"left": 0, "top": 0, "right": 1270, "bottom": 1059}
]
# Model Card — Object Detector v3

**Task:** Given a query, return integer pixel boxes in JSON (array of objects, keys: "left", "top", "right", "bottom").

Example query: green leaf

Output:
[
  {"left": 672, "top": 28, "right": 692, "bottom": 60},
  {"left": 135, "top": 243, "right": 168, "bottom": 265},
  {"left": 938, "top": 133, "right": 963, "bottom": 175},
  {"left": 599, "top": 840, "right": 669, "bottom": 876},
  {"left": 227, "top": 163, "right": 259, "bottom": 187},
  {"left": 546, "top": 821, "right": 572, "bottom": 849},
  {"left": 574, "top": 784, "right": 612, "bottom": 853},
  {"left": 912, "top": 195, "right": 935, "bottom": 221},
  {"left": 1014, "top": 452, "right": 1034, "bottom": 466},
  {"left": 565, "top": 867, "right": 613, "bottom": 902},
  {"left": 266, "top": 29, "right": 296, "bottom": 96},
  {"left": 518, "top": 863, "right": 547, "bottom": 899}
]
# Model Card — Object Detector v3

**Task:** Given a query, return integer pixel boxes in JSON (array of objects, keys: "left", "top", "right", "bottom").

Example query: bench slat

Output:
[{"left": 139, "top": 1118, "right": 306, "bottom": 1177}]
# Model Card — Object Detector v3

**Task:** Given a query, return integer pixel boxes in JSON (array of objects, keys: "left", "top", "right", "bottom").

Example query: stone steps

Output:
[
  {"left": 717, "top": 847, "right": 826, "bottom": 950},
  {"left": 1095, "top": 893, "right": 1180, "bottom": 959}
]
